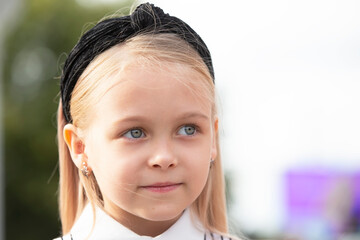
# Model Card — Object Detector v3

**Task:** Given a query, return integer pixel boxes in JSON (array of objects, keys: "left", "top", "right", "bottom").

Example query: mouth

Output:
[{"left": 140, "top": 182, "right": 182, "bottom": 193}]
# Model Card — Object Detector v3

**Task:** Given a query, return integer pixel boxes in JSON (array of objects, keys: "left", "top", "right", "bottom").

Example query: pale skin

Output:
[{"left": 63, "top": 62, "right": 218, "bottom": 237}]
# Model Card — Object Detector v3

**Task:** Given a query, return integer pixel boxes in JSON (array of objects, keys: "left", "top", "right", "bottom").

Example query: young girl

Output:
[{"left": 55, "top": 3, "right": 240, "bottom": 240}]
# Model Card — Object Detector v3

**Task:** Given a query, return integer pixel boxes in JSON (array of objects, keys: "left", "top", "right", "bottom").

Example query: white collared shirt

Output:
[{"left": 53, "top": 205, "right": 232, "bottom": 240}]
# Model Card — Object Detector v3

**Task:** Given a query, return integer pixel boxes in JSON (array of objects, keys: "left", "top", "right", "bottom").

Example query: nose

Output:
[{"left": 148, "top": 141, "right": 178, "bottom": 170}]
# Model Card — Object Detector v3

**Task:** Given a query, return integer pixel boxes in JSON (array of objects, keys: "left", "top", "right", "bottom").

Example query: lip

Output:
[{"left": 141, "top": 182, "right": 182, "bottom": 193}]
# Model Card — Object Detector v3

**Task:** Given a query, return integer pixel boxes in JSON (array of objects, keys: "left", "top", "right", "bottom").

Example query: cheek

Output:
[
  {"left": 92, "top": 161, "right": 140, "bottom": 205},
  {"left": 92, "top": 152, "right": 141, "bottom": 183},
  {"left": 87, "top": 144, "right": 143, "bottom": 196},
  {"left": 87, "top": 137, "right": 141, "bottom": 174},
  {"left": 193, "top": 162, "right": 210, "bottom": 189},
  {"left": 181, "top": 145, "right": 211, "bottom": 190}
]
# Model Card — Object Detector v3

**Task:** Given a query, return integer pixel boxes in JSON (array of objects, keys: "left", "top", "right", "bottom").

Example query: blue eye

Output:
[
  {"left": 178, "top": 125, "right": 196, "bottom": 136},
  {"left": 123, "top": 128, "right": 145, "bottom": 139}
]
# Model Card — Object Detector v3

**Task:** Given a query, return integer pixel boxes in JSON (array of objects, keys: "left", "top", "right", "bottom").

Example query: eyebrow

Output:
[
  {"left": 110, "top": 112, "right": 209, "bottom": 127},
  {"left": 176, "top": 112, "right": 209, "bottom": 120},
  {"left": 110, "top": 116, "right": 148, "bottom": 128}
]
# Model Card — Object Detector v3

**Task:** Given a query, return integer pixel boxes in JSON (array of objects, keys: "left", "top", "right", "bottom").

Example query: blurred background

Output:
[{"left": 0, "top": 0, "right": 360, "bottom": 239}]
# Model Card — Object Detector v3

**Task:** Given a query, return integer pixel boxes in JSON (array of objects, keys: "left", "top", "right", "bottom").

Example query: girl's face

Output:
[{"left": 81, "top": 62, "right": 217, "bottom": 233}]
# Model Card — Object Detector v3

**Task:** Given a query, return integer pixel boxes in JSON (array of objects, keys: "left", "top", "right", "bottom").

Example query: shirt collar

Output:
[{"left": 70, "top": 205, "right": 205, "bottom": 240}]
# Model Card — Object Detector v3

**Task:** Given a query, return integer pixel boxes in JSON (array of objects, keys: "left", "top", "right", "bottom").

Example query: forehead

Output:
[
  {"left": 87, "top": 62, "right": 213, "bottom": 125},
  {"left": 104, "top": 61, "right": 211, "bottom": 105}
]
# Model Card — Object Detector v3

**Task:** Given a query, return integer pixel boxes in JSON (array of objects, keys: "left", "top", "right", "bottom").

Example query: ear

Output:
[
  {"left": 63, "top": 123, "right": 88, "bottom": 170},
  {"left": 211, "top": 118, "right": 218, "bottom": 160}
]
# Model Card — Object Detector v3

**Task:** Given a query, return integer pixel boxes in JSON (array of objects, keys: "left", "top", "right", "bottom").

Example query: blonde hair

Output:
[{"left": 57, "top": 33, "right": 228, "bottom": 236}]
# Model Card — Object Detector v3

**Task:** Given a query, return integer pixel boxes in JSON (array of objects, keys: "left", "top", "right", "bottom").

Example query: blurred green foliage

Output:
[{"left": 3, "top": 0, "right": 133, "bottom": 239}]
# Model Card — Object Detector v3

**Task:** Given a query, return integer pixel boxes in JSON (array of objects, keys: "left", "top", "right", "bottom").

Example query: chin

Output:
[{"left": 139, "top": 206, "right": 185, "bottom": 222}]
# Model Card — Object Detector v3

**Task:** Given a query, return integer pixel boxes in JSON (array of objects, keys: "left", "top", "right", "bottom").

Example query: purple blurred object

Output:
[{"left": 285, "top": 167, "right": 360, "bottom": 238}]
